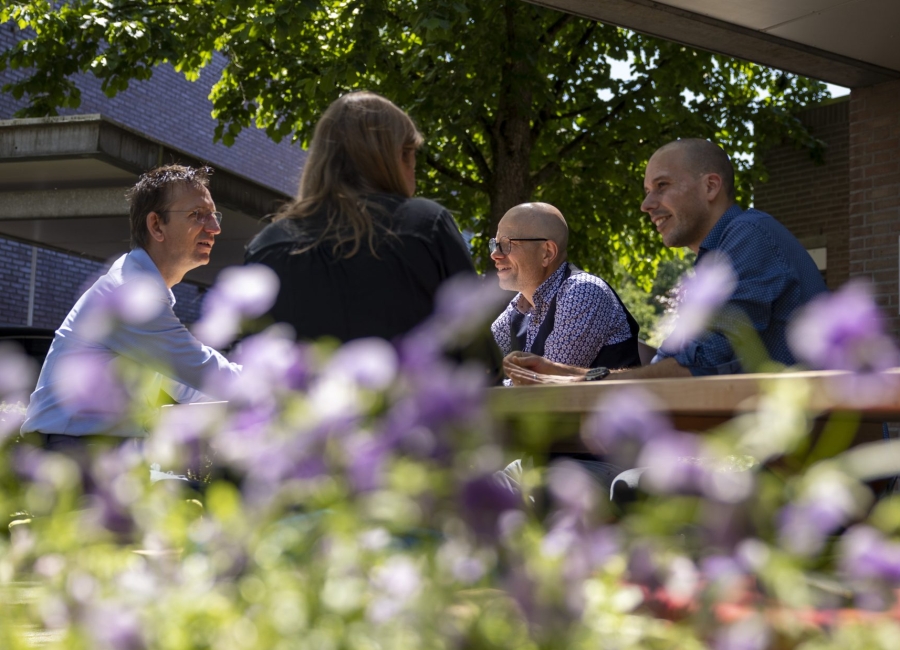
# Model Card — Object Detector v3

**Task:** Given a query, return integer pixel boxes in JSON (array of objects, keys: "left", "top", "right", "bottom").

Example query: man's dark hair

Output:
[
  {"left": 659, "top": 138, "right": 736, "bottom": 201},
  {"left": 127, "top": 165, "right": 212, "bottom": 249}
]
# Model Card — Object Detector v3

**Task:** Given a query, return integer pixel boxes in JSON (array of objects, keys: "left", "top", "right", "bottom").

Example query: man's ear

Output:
[
  {"left": 704, "top": 173, "right": 724, "bottom": 201},
  {"left": 146, "top": 212, "right": 166, "bottom": 243},
  {"left": 542, "top": 240, "right": 559, "bottom": 267}
]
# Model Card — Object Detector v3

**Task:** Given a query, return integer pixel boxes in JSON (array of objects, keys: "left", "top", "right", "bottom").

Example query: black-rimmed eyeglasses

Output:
[
  {"left": 488, "top": 237, "right": 548, "bottom": 256},
  {"left": 165, "top": 209, "right": 223, "bottom": 227}
]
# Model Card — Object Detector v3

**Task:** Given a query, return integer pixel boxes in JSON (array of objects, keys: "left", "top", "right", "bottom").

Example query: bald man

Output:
[
  {"left": 489, "top": 202, "right": 641, "bottom": 380},
  {"left": 504, "top": 139, "right": 827, "bottom": 385}
]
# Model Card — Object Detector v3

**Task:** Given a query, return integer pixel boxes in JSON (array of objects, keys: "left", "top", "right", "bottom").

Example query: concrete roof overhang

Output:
[
  {"left": 0, "top": 114, "right": 291, "bottom": 286},
  {"left": 526, "top": 0, "right": 900, "bottom": 88}
]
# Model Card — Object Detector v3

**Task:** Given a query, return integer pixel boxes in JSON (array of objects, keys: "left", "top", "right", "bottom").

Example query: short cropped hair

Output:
[
  {"left": 658, "top": 138, "right": 736, "bottom": 201},
  {"left": 127, "top": 165, "right": 212, "bottom": 250}
]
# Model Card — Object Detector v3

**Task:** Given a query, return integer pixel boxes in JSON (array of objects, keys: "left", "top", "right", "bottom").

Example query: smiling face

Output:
[
  {"left": 148, "top": 184, "right": 221, "bottom": 287},
  {"left": 490, "top": 214, "right": 554, "bottom": 302},
  {"left": 640, "top": 147, "right": 718, "bottom": 253}
]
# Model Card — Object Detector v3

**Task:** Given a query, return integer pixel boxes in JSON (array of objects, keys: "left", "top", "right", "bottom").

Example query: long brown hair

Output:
[{"left": 276, "top": 91, "right": 424, "bottom": 257}]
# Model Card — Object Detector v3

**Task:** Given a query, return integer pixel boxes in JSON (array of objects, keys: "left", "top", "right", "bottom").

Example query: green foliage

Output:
[
  {"left": 3, "top": 269, "right": 900, "bottom": 648},
  {"left": 1, "top": 0, "right": 828, "bottom": 285},
  {"left": 614, "top": 254, "right": 694, "bottom": 343}
]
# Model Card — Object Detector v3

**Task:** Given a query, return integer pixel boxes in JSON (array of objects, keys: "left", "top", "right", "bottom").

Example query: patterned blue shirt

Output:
[
  {"left": 655, "top": 205, "right": 828, "bottom": 376},
  {"left": 492, "top": 263, "right": 633, "bottom": 370}
]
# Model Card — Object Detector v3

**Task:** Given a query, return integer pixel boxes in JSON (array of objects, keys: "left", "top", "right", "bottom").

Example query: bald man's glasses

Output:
[{"left": 488, "top": 237, "right": 548, "bottom": 256}]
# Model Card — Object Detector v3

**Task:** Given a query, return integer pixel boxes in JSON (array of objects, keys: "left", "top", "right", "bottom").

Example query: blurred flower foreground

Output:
[{"left": 2, "top": 268, "right": 900, "bottom": 650}]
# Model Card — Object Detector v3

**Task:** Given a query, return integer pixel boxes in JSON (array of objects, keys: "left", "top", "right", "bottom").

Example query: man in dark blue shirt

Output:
[{"left": 503, "top": 138, "right": 827, "bottom": 383}]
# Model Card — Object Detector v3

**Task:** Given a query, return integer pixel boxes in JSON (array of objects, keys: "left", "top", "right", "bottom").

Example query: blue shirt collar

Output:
[{"left": 697, "top": 204, "right": 743, "bottom": 262}]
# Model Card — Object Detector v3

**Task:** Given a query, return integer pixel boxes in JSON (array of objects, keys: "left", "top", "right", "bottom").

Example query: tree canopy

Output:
[{"left": 1, "top": 0, "right": 828, "bottom": 282}]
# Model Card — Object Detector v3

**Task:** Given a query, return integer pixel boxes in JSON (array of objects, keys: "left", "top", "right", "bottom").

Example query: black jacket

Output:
[{"left": 245, "top": 194, "right": 476, "bottom": 342}]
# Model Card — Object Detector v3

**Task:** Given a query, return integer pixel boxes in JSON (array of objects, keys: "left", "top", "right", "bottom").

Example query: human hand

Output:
[{"left": 502, "top": 352, "right": 587, "bottom": 386}]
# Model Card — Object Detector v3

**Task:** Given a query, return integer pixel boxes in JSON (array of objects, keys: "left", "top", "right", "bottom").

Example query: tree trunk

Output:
[{"left": 486, "top": 1, "right": 536, "bottom": 237}]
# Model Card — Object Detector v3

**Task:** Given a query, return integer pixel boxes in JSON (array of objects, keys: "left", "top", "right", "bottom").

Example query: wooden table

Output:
[{"left": 489, "top": 369, "right": 900, "bottom": 453}]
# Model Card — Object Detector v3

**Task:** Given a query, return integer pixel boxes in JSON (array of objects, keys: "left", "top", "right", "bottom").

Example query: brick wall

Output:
[
  {"left": 848, "top": 80, "right": 900, "bottom": 339},
  {"left": 0, "top": 23, "right": 305, "bottom": 197},
  {"left": 0, "top": 239, "right": 32, "bottom": 325},
  {"left": 756, "top": 99, "right": 850, "bottom": 290},
  {"left": 0, "top": 239, "right": 204, "bottom": 329}
]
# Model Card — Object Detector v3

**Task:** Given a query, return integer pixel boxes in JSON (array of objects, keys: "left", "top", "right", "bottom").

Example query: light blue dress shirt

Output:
[{"left": 21, "top": 248, "right": 241, "bottom": 436}]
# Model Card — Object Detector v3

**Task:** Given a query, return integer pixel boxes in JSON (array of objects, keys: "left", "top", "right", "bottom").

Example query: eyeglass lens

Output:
[
  {"left": 488, "top": 237, "right": 510, "bottom": 255},
  {"left": 194, "top": 211, "right": 223, "bottom": 226}
]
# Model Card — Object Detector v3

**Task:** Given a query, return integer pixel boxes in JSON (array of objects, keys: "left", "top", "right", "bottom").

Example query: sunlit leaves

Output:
[{"left": 1, "top": 0, "right": 826, "bottom": 284}]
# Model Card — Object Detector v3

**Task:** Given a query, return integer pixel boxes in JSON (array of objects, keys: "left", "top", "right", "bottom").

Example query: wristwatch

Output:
[{"left": 584, "top": 366, "right": 610, "bottom": 382}]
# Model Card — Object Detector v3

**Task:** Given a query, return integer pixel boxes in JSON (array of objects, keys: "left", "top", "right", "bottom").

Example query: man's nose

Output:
[
  {"left": 490, "top": 246, "right": 505, "bottom": 260},
  {"left": 203, "top": 219, "right": 222, "bottom": 234},
  {"left": 640, "top": 193, "right": 655, "bottom": 213}
]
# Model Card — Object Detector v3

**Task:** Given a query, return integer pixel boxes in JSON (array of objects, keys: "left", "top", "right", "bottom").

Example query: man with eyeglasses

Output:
[
  {"left": 22, "top": 165, "right": 242, "bottom": 449},
  {"left": 503, "top": 139, "right": 828, "bottom": 386},
  {"left": 489, "top": 202, "right": 641, "bottom": 386}
]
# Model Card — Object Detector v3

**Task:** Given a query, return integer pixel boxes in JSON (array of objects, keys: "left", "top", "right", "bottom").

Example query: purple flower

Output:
[
  {"left": 627, "top": 543, "right": 660, "bottom": 587},
  {"left": 203, "top": 327, "right": 308, "bottom": 406},
  {"left": 425, "top": 274, "right": 508, "bottom": 345},
  {"left": 840, "top": 525, "right": 900, "bottom": 585},
  {"left": 0, "top": 400, "right": 28, "bottom": 444},
  {"left": 416, "top": 364, "right": 486, "bottom": 424},
  {"left": 345, "top": 436, "right": 389, "bottom": 492},
  {"left": 150, "top": 399, "right": 225, "bottom": 447},
  {"left": 714, "top": 616, "right": 770, "bottom": 650},
  {"left": 779, "top": 470, "right": 864, "bottom": 555},
  {"left": 212, "top": 404, "right": 278, "bottom": 468},
  {"left": 546, "top": 459, "right": 600, "bottom": 517},
  {"left": 545, "top": 519, "right": 620, "bottom": 584},
  {"left": 79, "top": 275, "right": 167, "bottom": 343},
  {"left": 367, "top": 556, "right": 422, "bottom": 623},
  {"left": 193, "top": 264, "right": 279, "bottom": 348},
  {"left": 110, "top": 276, "right": 168, "bottom": 325},
  {"left": 660, "top": 252, "right": 736, "bottom": 354},
  {"left": 87, "top": 603, "right": 146, "bottom": 650},
  {"left": 384, "top": 362, "right": 486, "bottom": 445},
  {"left": 460, "top": 473, "right": 522, "bottom": 541},
  {"left": 777, "top": 501, "right": 848, "bottom": 556},
  {"left": 0, "top": 342, "right": 38, "bottom": 401},
  {"left": 325, "top": 338, "right": 398, "bottom": 391},
  {"left": 701, "top": 554, "right": 745, "bottom": 589},
  {"left": 52, "top": 351, "right": 127, "bottom": 422},
  {"left": 789, "top": 280, "right": 898, "bottom": 372},
  {"left": 398, "top": 275, "right": 505, "bottom": 373},
  {"left": 581, "top": 387, "right": 674, "bottom": 464},
  {"left": 635, "top": 431, "right": 705, "bottom": 494}
]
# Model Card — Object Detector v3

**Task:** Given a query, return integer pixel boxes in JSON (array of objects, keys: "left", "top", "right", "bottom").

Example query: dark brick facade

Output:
[
  {"left": 0, "top": 23, "right": 305, "bottom": 196},
  {"left": 756, "top": 100, "right": 850, "bottom": 290},
  {"left": 848, "top": 80, "right": 900, "bottom": 336},
  {"left": 0, "top": 239, "right": 203, "bottom": 329},
  {"left": 757, "top": 84, "right": 900, "bottom": 344}
]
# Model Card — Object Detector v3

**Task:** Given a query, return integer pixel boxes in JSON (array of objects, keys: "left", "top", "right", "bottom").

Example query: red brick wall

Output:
[
  {"left": 756, "top": 99, "right": 850, "bottom": 290},
  {"left": 848, "top": 80, "right": 900, "bottom": 338}
]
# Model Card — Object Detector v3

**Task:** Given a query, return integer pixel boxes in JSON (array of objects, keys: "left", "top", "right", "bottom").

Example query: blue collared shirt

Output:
[
  {"left": 655, "top": 205, "right": 828, "bottom": 376},
  {"left": 22, "top": 248, "right": 241, "bottom": 436}
]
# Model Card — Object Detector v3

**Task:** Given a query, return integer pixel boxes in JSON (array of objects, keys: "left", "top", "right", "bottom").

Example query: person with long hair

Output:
[{"left": 245, "top": 91, "right": 476, "bottom": 342}]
